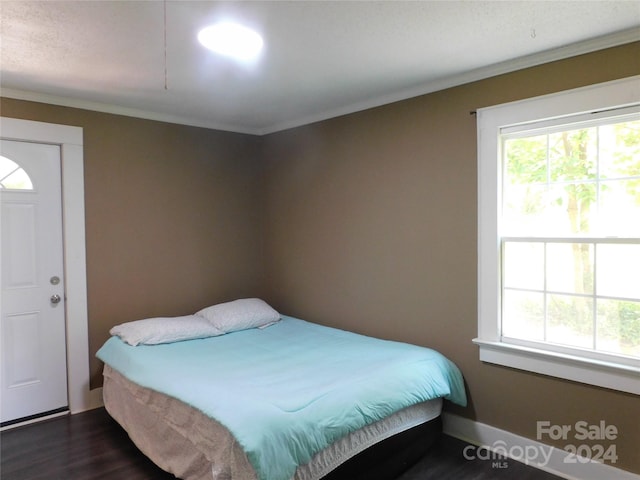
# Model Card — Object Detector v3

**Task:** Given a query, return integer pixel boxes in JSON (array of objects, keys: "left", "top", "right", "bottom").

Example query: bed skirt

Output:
[{"left": 102, "top": 365, "right": 442, "bottom": 480}]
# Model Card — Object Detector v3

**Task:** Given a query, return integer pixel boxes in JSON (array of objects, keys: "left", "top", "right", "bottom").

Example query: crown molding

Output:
[
  {"left": 0, "top": 88, "right": 259, "bottom": 136},
  {"left": 260, "top": 27, "right": 640, "bottom": 134},
  {"left": 2, "top": 28, "right": 638, "bottom": 136}
]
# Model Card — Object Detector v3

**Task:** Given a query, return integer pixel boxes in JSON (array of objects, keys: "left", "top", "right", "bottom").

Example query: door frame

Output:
[{"left": 1, "top": 117, "right": 96, "bottom": 413}]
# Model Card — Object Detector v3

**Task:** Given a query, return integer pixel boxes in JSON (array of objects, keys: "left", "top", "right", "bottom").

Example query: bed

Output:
[{"left": 96, "top": 299, "right": 466, "bottom": 480}]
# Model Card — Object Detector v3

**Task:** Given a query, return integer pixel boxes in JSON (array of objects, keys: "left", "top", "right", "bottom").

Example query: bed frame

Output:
[{"left": 322, "top": 417, "right": 442, "bottom": 480}]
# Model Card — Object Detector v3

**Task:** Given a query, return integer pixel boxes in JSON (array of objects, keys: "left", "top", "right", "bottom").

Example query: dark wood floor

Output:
[
  {"left": 1, "top": 408, "right": 561, "bottom": 480},
  {"left": 398, "top": 435, "right": 561, "bottom": 480}
]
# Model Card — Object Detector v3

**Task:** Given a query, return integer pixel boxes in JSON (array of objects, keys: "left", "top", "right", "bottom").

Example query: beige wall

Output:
[
  {"left": 0, "top": 101, "right": 266, "bottom": 387},
  {"left": 261, "top": 42, "right": 640, "bottom": 474},
  {"left": 1, "top": 41, "right": 638, "bottom": 472}
]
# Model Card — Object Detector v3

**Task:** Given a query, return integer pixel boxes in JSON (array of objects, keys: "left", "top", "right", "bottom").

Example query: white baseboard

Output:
[
  {"left": 442, "top": 413, "right": 639, "bottom": 480},
  {"left": 70, "top": 387, "right": 104, "bottom": 414},
  {"left": 87, "top": 386, "right": 105, "bottom": 410}
]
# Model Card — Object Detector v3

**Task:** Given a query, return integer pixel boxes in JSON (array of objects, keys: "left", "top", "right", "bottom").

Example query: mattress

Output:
[
  {"left": 97, "top": 315, "right": 466, "bottom": 479},
  {"left": 103, "top": 365, "right": 443, "bottom": 480}
]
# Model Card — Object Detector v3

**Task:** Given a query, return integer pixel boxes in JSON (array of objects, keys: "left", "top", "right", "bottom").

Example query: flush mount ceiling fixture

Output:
[{"left": 197, "top": 22, "right": 264, "bottom": 61}]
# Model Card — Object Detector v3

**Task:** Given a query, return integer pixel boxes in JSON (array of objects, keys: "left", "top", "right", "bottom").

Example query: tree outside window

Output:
[{"left": 502, "top": 119, "right": 640, "bottom": 358}]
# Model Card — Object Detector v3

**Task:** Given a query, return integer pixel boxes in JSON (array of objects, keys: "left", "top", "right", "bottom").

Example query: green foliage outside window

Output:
[{"left": 502, "top": 119, "right": 640, "bottom": 358}]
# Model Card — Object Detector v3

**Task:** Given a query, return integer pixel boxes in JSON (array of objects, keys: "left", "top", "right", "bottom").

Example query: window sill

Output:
[{"left": 472, "top": 338, "right": 639, "bottom": 395}]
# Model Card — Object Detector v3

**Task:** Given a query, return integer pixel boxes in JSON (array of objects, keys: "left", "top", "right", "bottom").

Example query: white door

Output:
[{"left": 0, "top": 139, "right": 68, "bottom": 424}]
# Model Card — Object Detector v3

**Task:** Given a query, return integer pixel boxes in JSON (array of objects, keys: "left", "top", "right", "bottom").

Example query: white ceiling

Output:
[{"left": 1, "top": 1, "right": 639, "bottom": 135}]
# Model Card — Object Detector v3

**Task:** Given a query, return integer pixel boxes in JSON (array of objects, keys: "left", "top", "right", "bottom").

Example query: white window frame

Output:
[{"left": 475, "top": 75, "right": 640, "bottom": 395}]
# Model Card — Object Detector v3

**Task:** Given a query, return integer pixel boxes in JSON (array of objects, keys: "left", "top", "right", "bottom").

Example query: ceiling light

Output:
[{"left": 198, "top": 22, "right": 263, "bottom": 61}]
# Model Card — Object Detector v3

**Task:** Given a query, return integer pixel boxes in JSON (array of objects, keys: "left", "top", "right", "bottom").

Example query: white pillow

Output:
[
  {"left": 195, "top": 298, "right": 280, "bottom": 333},
  {"left": 110, "top": 315, "right": 224, "bottom": 346}
]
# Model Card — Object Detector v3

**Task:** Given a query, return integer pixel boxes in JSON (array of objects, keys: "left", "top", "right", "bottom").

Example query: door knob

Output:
[{"left": 50, "top": 294, "right": 61, "bottom": 304}]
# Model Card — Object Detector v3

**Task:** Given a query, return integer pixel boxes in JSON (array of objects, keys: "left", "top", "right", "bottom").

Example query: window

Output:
[
  {"left": 475, "top": 76, "right": 640, "bottom": 395},
  {"left": 0, "top": 156, "right": 33, "bottom": 190}
]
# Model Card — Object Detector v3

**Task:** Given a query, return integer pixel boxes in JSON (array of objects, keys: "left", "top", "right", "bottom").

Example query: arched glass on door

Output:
[{"left": 0, "top": 155, "right": 34, "bottom": 190}]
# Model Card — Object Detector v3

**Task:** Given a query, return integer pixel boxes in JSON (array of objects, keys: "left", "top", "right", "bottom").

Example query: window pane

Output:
[
  {"left": 503, "top": 183, "right": 599, "bottom": 236},
  {"left": 504, "top": 135, "right": 547, "bottom": 184},
  {"left": 547, "top": 183, "right": 596, "bottom": 235},
  {"left": 503, "top": 135, "right": 549, "bottom": 236},
  {"left": 503, "top": 182, "right": 598, "bottom": 236},
  {"left": 1, "top": 169, "right": 33, "bottom": 190},
  {"left": 597, "top": 299, "right": 640, "bottom": 358},
  {"left": 0, "top": 156, "right": 19, "bottom": 179},
  {"left": 598, "top": 179, "right": 640, "bottom": 236},
  {"left": 0, "top": 155, "right": 33, "bottom": 190},
  {"left": 547, "top": 243, "right": 593, "bottom": 294},
  {"left": 547, "top": 294, "right": 593, "bottom": 349},
  {"left": 503, "top": 184, "right": 550, "bottom": 235},
  {"left": 503, "top": 242, "right": 544, "bottom": 290},
  {"left": 599, "top": 120, "right": 640, "bottom": 179},
  {"left": 596, "top": 244, "right": 640, "bottom": 300},
  {"left": 502, "top": 290, "right": 544, "bottom": 341},
  {"left": 549, "top": 128, "right": 597, "bottom": 182}
]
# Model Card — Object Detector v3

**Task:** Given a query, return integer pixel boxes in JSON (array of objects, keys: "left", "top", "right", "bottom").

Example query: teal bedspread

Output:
[{"left": 96, "top": 316, "right": 466, "bottom": 480}]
